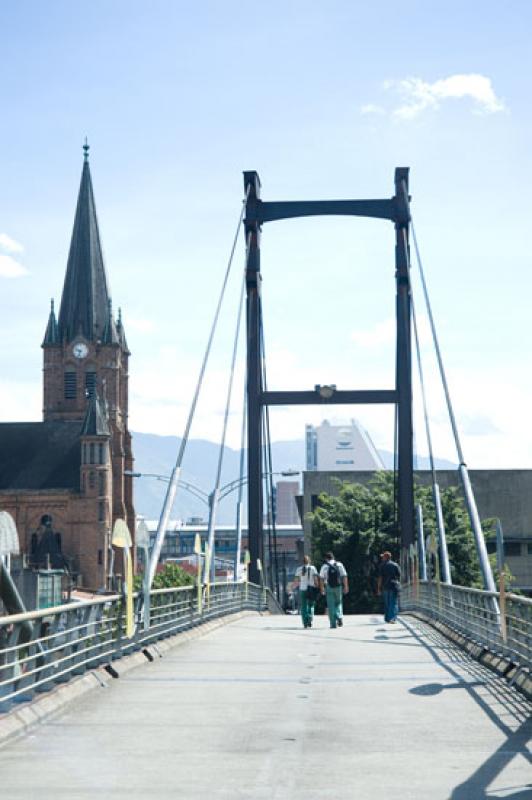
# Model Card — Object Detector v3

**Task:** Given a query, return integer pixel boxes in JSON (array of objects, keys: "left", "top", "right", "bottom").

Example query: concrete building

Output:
[
  {"left": 275, "top": 480, "right": 300, "bottom": 525},
  {"left": 0, "top": 147, "right": 135, "bottom": 590},
  {"left": 305, "top": 419, "right": 384, "bottom": 472},
  {"left": 303, "top": 469, "right": 532, "bottom": 593}
]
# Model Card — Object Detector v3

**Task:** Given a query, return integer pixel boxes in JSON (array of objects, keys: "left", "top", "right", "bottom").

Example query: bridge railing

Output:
[
  {"left": 0, "top": 581, "right": 266, "bottom": 713},
  {"left": 401, "top": 581, "right": 531, "bottom": 670}
]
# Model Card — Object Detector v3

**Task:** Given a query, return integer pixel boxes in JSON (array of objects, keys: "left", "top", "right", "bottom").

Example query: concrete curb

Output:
[
  {"left": 0, "top": 609, "right": 261, "bottom": 748},
  {"left": 404, "top": 612, "right": 532, "bottom": 701}
]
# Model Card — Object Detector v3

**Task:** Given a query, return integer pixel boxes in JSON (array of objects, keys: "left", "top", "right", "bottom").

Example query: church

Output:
[{"left": 0, "top": 145, "right": 135, "bottom": 590}]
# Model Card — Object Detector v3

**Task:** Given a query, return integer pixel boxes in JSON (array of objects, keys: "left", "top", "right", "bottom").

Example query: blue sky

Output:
[{"left": 1, "top": 0, "right": 531, "bottom": 468}]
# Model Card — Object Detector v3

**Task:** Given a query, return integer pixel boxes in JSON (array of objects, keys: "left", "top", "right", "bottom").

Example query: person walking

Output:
[
  {"left": 294, "top": 555, "right": 319, "bottom": 628},
  {"left": 320, "top": 551, "right": 349, "bottom": 629},
  {"left": 377, "top": 550, "right": 401, "bottom": 623}
]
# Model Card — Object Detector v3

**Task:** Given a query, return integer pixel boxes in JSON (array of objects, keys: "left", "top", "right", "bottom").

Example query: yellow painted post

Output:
[
  {"left": 204, "top": 543, "right": 211, "bottom": 608},
  {"left": 244, "top": 549, "right": 250, "bottom": 602},
  {"left": 194, "top": 533, "right": 202, "bottom": 616},
  {"left": 257, "top": 558, "right": 266, "bottom": 606},
  {"left": 112, "top": 519, "right": 135, "bottom": 638},
  {"left": 499, "top": 568, "right": 507, "bottom": 644}
]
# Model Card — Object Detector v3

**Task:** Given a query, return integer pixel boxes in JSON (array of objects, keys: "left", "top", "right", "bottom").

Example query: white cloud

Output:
[
  {"left": 388, "top": 73, "right": 505, "bottom": 119},
  {"left": 360, "top": 103, "right": 385, "bottom": 116},
  {"left": 0, "top": 233, "right": 24, "bottom": 254},
  {"left": 0, "top": 254, "right": 29, "bottom": 278},
  {"left": 362, "top": 74, "right": 505, "bottom": 121}
]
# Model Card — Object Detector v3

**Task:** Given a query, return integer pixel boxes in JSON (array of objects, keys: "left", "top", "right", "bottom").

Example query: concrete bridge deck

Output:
[{"left": 1, "top": 613, "right": 531, "bottom": 799}]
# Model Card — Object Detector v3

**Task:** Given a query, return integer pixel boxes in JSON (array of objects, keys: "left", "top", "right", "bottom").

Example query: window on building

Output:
[
  {"left": 98, "top": 549, "right": 103, "bottom": 565},
  {"left": 64, "top": 371, "right": 77, "bottom": 400},
  {"left": 504, "top": 542, "right": 522, "bottom": 557},
  {"left": 98, "top": 501, "right": 105, "bottom": 523},
  {"left": 89, "top": 471, "right": 96, "bottom": 490},
  {"left": 89, "top": 443, "right": 95, "bottom": 464},
  {"left": 85, "top": 371, "right": 97, "bottom": 398},
  {"left": 81, "top": 473, "right": 86, "bottom": 493},
  {"left": 98, "top": 471, "right": 106, "bottom": 496},
  {"left": 98, "top": 443, "right": 106, "bottom": 464},
  {"left": 527, "top": 543, "right": 532, "bottom": 555}
]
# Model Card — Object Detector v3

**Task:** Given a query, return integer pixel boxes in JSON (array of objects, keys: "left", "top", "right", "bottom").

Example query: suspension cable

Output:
[
  {"left": 205, "top": 272, "right": 247, "bottom": 580},
  {"left": 259, "top": 305, "right": 280, "bottom": 598},
  {"left": 405, "top": 188, "right": 495, "bottom": 594},
  {"left": 148, "top": 189, "right": 250, "bottom": 585},
  {"left": 410, "top": 217, "right": 465, "bottom": 466}
]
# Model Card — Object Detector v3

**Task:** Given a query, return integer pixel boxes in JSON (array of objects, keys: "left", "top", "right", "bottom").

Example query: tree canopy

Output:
[{"left": 309, "top": 472, "right": 489, "bottom": 613}]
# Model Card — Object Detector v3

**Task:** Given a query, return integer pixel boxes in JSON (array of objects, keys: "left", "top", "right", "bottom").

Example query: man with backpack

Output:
[{"left": 320, "top": 551, "right": 349, "bottom": 629}]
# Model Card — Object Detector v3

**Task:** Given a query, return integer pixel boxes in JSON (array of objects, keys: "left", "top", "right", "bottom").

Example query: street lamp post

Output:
[{"left": 126, "top": 469, "right": 299, "bottom": 590}]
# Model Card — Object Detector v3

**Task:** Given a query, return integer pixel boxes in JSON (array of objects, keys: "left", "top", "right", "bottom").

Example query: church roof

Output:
[
  {"left": 80, "top": 393, "right": 110, "bottom": 437},
  {"left": 0, "top": 422, "right": 81, "bottom": 491},
  {"left": 57, "top": 145, "right": 111, "bottom": 343}
]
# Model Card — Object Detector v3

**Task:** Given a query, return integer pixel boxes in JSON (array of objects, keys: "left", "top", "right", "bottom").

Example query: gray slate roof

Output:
[
  {"left": 0, "top": 422, "right": 81, "bottom": 491},
  {"left": 57, "top": 157, "right": 111, "bottom": 343}
]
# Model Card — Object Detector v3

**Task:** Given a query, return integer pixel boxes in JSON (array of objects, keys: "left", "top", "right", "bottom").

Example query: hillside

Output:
[{"left": 131, "top": 431, "right": 456, "bottom": 522}]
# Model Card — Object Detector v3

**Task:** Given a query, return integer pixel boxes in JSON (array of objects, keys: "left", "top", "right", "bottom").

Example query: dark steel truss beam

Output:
[{"left": 261, "top": 390, "right": 397, "bottom": 406}]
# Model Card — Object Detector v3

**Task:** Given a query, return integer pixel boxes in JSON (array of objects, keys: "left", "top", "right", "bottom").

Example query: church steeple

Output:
[
  {"left": 42, "top": 299, "right": 59, "bottom": 346},
  {"left": 57, "top": 143, "right": 111, "bottom": 343}
]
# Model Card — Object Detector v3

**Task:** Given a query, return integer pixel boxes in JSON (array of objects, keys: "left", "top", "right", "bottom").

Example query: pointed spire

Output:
[
  {"left": 57, "top": 146, "right": 111, "bottom": 343},
  {"left": 42, "top": 298, "right": 60, "bottom": 346},
  {"left": 101, "top": 298, "right": 120, "bottom": 345},
  {"left": 116, "top": 307, "right": 129, "bottom": 353},
  {"left": 80, "top": 391, "right": 110, "bottom": 437}
]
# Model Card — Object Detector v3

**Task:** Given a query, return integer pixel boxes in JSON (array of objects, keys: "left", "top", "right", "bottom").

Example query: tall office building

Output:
[{"left": 305, "top": 419, "right": 384, "bottom": 472}]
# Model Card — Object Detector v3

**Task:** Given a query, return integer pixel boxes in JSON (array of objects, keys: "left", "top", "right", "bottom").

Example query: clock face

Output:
[{"left": 72, "top": 342, "right": 89, "bottom": 359}]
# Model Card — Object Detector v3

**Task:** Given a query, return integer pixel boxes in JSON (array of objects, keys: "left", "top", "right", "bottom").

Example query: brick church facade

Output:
[{"left": 0, "top": 146, "right": 135, "bottom": 589}]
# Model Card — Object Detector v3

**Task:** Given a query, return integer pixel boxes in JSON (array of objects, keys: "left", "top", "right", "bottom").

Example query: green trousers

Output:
[
  {"left": 326, "top": 586, "right": 343, "bottom": 628},
  {"left": 300, "top": 589, "right": 315, "bottom": 627}
]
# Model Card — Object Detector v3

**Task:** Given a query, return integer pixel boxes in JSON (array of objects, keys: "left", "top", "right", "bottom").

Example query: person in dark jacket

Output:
[{"left": 377, "top": 551, "right": 400, "bottom": 623}]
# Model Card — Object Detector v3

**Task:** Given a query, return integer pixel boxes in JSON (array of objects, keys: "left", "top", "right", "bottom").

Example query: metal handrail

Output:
[
  {"left": 402, "top": 581, "right": 531, "bottom": 670},
  {"left": 0, "top": 582, "right": 267, "bottom": 712}
]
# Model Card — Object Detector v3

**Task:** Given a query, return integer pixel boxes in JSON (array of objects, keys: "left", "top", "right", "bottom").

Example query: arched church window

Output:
[
  {"left": 64, "top": 371, "right": 77, "bottom": 400},
  {"left": 99, "top": 443, "right": 106, "bottom": 464},
  {"left": 89, "top": 443, "right": 95, "bottom": 464}
]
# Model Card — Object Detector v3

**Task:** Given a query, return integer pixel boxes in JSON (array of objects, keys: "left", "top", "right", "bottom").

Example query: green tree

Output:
[
  {"left": 134, "top": 562, "right": 194, "bottom": 591},
  {"left": 309, "top": 474, "right": 489, "bottom": 613}
]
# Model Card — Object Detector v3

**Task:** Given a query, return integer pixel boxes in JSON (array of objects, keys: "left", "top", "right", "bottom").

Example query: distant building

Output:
[
  {"left": 0, "top": 146, "right": 135, "bottom": 590},
  {"left": 303, "top": 469, "right": 532, "bottom": 594},
  {"left": 305, "top": 419, "right": 384, "bottom": 472},
  {"left": 275, "top": 480, "right": 300, "bottom": 525},
  {"left": 140, "top": 520, "right": 304, "bottom": 583}
]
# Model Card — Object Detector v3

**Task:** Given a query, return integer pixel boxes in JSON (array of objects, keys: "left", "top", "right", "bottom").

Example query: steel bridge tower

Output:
[{"left": 244, "top": 169, "right": 413, "bottom": 584}]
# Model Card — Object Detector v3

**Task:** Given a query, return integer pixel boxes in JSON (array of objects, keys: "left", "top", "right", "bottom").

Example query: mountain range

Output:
[{"left": 131, "top": 431, "right": 456, "bottom": 523}]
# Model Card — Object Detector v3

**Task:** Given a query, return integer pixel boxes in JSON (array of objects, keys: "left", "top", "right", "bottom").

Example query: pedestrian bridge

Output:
[{"left": 0, "top": 584, "right": 531, "bottom": 799}]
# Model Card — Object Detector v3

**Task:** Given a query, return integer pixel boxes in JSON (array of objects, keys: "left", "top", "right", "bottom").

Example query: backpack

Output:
[{"left": 327, "top": 562, "right": 340, "bottom": 588}]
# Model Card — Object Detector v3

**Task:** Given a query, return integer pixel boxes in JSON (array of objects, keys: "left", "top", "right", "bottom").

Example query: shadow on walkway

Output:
[{"left": 400, "top": 617, "right": 531, "bottom": 799}]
